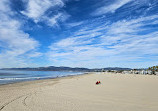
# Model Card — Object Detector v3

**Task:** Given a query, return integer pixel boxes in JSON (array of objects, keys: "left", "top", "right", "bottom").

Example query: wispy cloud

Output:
[
  {"left": 92, "top": 0, "right": 132, "bottom": 16},
  {"left": 45, "top": 12, "right": 70, "bottom": 27},
  {"left": 21, "top": 0, "right": 69, "bottom": 27},
  {"left": 47, "top": 15, "right": 158, "bottom": 68},
  {"left": 66, "top": 21, "right": 84, "bottom": 27},
  {"left": 1, "top": 0, "right": 158, "bottom": 68},
  {"left": 0, "top": 0, "right": 41, "bottom": 68},
  {"left": 21, "top": 0, "right": 64, "bottom": 22}
]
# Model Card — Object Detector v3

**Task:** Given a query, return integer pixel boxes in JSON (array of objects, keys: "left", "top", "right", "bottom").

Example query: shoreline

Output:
[
  {"left": 0, "top": 71, "right": 91, "bottom": 86},
  {"left": 0, "top": 72, "right": 94, "bottom": 87},
  {"left": 1, "top": 71, "right": 157, "bottom": 86}
]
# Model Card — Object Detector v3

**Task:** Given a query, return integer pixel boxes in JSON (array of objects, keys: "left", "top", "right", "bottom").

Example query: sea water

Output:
[{"left": 0, "top": 70, "right": 84, "bottom": 85}]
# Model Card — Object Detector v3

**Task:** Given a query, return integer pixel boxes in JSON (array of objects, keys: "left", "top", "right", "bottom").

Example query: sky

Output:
[{"left": 0, "top": 0, "right": 158, "bottom": 68}]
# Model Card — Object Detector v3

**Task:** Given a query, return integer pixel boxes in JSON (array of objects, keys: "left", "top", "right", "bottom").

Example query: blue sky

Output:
[{"left": 0, "top": 0, "right": 158, "bottom": 68}]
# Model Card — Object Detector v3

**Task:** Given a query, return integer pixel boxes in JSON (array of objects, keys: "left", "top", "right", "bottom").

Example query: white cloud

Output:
[
  {"left": 47, "top": 15, "right": 158, "bottom": 68},
  {"left": 0, "top": 0, "right": 10, "bottom": 13},
  {"left": 0, "top": 0, "right": 41, "bottom": 68},
  {"left": 45, "top": 12, "right": 70, "bottom": 27},
  {"left": 66, "top": 21, "right": 84, "bottom": 27},
  {"left": 92, "top": 0, "right": 132, "bottom": 16},
  {"left": 21, "top": 0, "right": 69, "bottom": 27},
  {"left": 21, "top": 0, "right": 64, "bottom": 22}
]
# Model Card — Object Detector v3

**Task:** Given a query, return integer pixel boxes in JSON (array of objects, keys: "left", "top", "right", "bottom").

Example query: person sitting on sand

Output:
[{"left": 96, "top": 81, "right": 101, "bottom": 85}]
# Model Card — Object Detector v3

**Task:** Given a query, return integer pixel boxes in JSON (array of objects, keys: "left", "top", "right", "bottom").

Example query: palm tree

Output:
[
  {"left": 148, "top": 67, "right": 151, "bottom": 70},
  {"left": 156, "top": 66, "right": 158, "bottom": 72},
  {"left": 148, "top": 66, "right": 156, "bottom": 75}
]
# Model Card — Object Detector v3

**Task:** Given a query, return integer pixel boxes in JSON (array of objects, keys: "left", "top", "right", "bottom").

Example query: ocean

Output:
[{"left": 0, "top": 70, "right": 84, "bottom": 85}]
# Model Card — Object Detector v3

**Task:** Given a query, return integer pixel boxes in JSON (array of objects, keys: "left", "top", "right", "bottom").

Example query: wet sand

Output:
[{"left": 0, "top": 73, "right": 158, "bottom": 111}]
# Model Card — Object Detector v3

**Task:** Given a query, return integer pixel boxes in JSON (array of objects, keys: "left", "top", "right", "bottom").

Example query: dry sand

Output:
[{"left": 0, "top": 73, "right": 158, "bottom": 111}]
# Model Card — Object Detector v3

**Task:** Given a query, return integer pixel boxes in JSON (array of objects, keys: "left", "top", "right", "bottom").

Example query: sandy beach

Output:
[{"left": 0, "top": 73, "right": 158, "bottom": 111}]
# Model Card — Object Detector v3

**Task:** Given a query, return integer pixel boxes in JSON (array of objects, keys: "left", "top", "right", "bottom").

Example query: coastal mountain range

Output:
[{"left": 1, "top": 66, "right": 131, "bottom": 72}]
